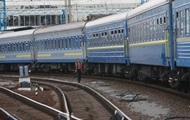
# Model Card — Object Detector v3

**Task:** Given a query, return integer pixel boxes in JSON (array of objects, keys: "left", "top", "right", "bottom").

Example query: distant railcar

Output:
[
  {"left": 33, "top": 22, "right": 86, "bottom": 72},
  {"left": 85, "top": 12, "right": 129, "bottom": 75},
  {"left": 171, "top": 0, "right": 190, "bottom": 90},
  {"left": 126, "top": 0, "right": 174, "bottom": 80},
  {"left": 0, "top": 29, "right": 35, "bottom": 71}
]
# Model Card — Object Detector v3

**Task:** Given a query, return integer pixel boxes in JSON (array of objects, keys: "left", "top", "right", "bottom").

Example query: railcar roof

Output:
[
  {"left": 0, "top": 29, "right": 35, "bottom": 39},
  {"left": 85, "top": 11, "right": 129, "bottom": 28},
  {"left": 127, "top": 0, "right": 169, "bottom": 19},
  {"left": 34, "top": 21, "right": 85, "bottom": 34}
]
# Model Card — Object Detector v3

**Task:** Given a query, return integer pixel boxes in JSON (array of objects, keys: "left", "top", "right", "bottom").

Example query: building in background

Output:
[
  {"left": 0, "top": 0, "right": 7, "bottom": 30},
  {"left": 141, "top": 0, "right": 150, "bottom": 4},
  {"left": 4, "top": 0, "right": 140, "bottom": 29}
]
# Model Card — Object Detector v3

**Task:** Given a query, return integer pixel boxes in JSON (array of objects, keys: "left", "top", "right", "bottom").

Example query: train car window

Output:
[
  {"left": 55, "top": 39, "right": 58, "bottom": 50},
  {"left": 26, "top": 42, "right": 29, "bottom": 51},
  {"left": 78, "top": 37, "right": 81, "bottom": 48},
  {"left": 19, "top": 43, "right": 22, "bottom": 52},
  {"left": 6, "top": 44, "right": 9, "bottom": 53},
  {"left": 13, "top": 44, "right": 15, "bottom": 52},
  {"left": 10, "top": 44, "right": 13, "bottom": 53},
  {"left": 121, "top": 29, "right": 124, "bottom": 33},
  {"left": 57, "top": 39, "right": 60, "bottom": 49},
  {"left": 67, "top": 38, "right": 70, "bottom": 49},
  {"left": 157, "top": 18, "right": 159, "bottom": 25},
  {"left": 45, "top": 40, "right": 47, "bottom": 50},
  {"left": 16, "top": 43, "right": 19, "bottom": 52},
  {"left": 79, "top": 37, "right": 82, "bottom": 48},
  {"left": 23, "top": 42, "right": 25, "bottom": 52},
  {"left": 139, "top": 24, "right": 142, "bottom": 41},
  {"left": 22, "top": 42, "right": 25, "bottom": 52},
  {"left": 151, "top": 20, "right": 154, "bottom": 40},
  {"left": 179, "top": 10, "right": 183, "bottom": 36},
  {"left": 10, "top": 43, "right": 13, "bottom": 53},
  {"left": 29, "top": 42, "right": 31, "bottom": 51},
  {"left": 71, "top": 37, "right": 74, "bottom": 49},
  {"left": 50, "top": 39, "right": 53, "bottom": 49},
  {"left": 160, "top": 18, "right": 162, "bottom": 24},
  {"left": 73, "top": 37, "right": 76, "bottom": 48},
  {"left": 146, "top": 22, "right": 149, "bottom": 41},
  {"left": 53, "top": 39, "right": 56, "bottom": 50},
  {"left": 115, "top": 30, "right": 117, "bottom": 34},
  {"left": 185, "top": 8, "right": 189, "bottom": 34},
  {"left": 93, "top": 34, "right": 95, "bottom": 38},
  {"left": 164, "top": 17, "right": 166, "bottom": 24},
  {"left": 118, "top": 30, "right": 121, "bottom": 34},
  {"left": 143, "top": 23, "right": 145, "bottom": 41},
  {"left": 4, "top": 44, "right": 6, "bottom": 53},
  {"left": 6, "top": 44, "right": 8, "bottom": 53},
  {"left": 40, "top": 40, "right": 44, "bottom": 51},
  {"left": 4, "top": 44, "right": 7, "bottom": 53},
  {"left": 176, "top": 12, "right": 179, "bottom": 36},
  {"left": 46, "top": 40, "right": 48, "bottom": 50},
  {"left": 150, "top": 21, "right": 153, "bottom": 40},
  {"left": 62, "top": 38, "right": 65, "bottom": 49},
  {"left": 65, "top": 38, "right": 67, "bottom": 49},
  {"left": 43, "top": 40, "right": 46, "bottom": 50},
  {"left": 42, "top": 41, "right": 45, "bottom": 51},
  {"left": 64, "top": 38, "right": 67, "bottom": 49},
  {"left": 154, "top": 19, "right": 156, "bottom": 40},
  {"left": 105, "top": 32, "right": 107, "bottom": 36},
  {"left": 38, "top": 40, "right": 42, "bottom": 51},
  {"left": 59, "top": 38, "right": 63, "bottom": 49},
  {"left": 0, "top": 45, "right": 1, "bottom": 53},
  {"left": 12, "top": 43, "right": 14, "bottom": 52},
  {"left": 50, "top": 40, "right": 52, "bottom": 50},
  {"left": 176, "top": 12, "right": 179, "bottom": 18},
  {"left": 2, "top": 45, "right": 4, "bottom": 53},
  {"left": 96, "top": 33, "right": 99, "bottom": 38},
  {"left": 21, "top": 43, "right": 23, "bottom": 52},
  {"left": 41, "top": 41, "right": 43, "bottom": 51},
  {"left": 68, "top": 38, "right": 70, "bottom": 49},
  {"left": 37, "top": 41, "right": 40, "bottom": 51}
]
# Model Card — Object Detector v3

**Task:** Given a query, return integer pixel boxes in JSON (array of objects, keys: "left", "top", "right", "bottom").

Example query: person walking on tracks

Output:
[{"left": 75, "top": 59, "right": 82, "bottom": 83}]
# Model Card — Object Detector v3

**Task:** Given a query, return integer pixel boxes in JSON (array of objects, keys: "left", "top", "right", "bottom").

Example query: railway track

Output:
[
  {"left": 1, "top": 74, "right": 190, "bottom": 119},
  {"left": 0, "top": 85, "right": 61, "bottom": 120},
  {"left": 0, "top": 108, "right": 20, "bottom": 120},
  {"left": 26, "top": 75, "right": 190, "bottom": 119},
  {"left": 0, "top": 75, "right": 132, "bottom": 120},
  {"left": 27, "top": 78, "right": 132, "bottom": 120}
]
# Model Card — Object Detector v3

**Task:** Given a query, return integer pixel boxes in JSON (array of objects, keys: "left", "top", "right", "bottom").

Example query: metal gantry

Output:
[{"left": 0, "top": 0, "right": 7, "bottom": 31}]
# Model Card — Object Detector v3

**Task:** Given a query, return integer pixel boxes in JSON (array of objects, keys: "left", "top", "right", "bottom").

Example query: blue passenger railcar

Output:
[
  {"left": 172, "top": 0, "right": 190, "bottom": 90},
  {"left": 127, "top": 0, "right": 173, "bottom": 80},
  {"left": 33, "top": 22, "right": 86, "bottom": 72},
  {"left": 85, "top": 12, "right": 129, "bottom": 75},
  {"left": 0, "top": 29, "right": 35, "bottom": 71},
  {"left": 173, "top": 0, "right": 190, "bottom": 67}
]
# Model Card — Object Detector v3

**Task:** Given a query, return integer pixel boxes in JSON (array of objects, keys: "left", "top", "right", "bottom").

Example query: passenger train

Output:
[{"left": 0, "top": 0, "right": 189, "bottom": 90}]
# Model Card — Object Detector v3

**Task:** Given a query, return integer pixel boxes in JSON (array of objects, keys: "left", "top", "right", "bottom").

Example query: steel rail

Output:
[
  {"left": 0, "top": 108, "right": 19, "bottom": 120},
  {"left": 0, "top": 86, "right": 69, "bottom": 119},
  {"left": 32, "top": 81, "right": 71, "bottom": 120},
  {"left": 31, "top": 77, "right": 132, "bottom": 120}
]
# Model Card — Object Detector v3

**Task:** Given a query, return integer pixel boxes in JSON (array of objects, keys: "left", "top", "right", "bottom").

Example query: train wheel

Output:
[
  {"left": 94, "top": 67, "right": 99, "bottom": 75},
  {"left": 42, "top": 65, "right": 50, "bottom": 73},
  {"left": 124, "top": 69, "right": 131, "bottom": 79},
  {"left": 131, "top": 69, "right": 138, "bottom": 81}
]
